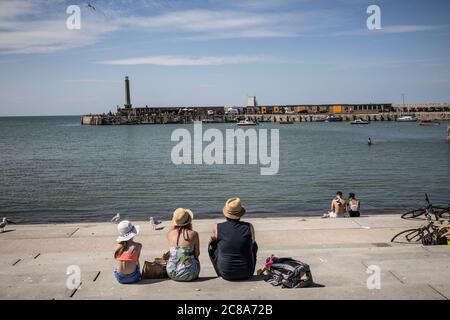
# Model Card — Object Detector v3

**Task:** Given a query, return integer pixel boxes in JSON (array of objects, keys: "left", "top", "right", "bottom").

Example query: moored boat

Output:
[
  {"left": 237, "top": 118, "right": 258, "bottom": 126},
  {"left": 350, "top": 118, "right": 369, "bottom": 125},
  {"left": 397, "top": 115, "right": 418, "bottom": 122},
  {"left": 325, "top": 115, "right": 343, "bottom": 122},
  {"left": 419, "top": 119, "right": 440, "bottom": 126}
]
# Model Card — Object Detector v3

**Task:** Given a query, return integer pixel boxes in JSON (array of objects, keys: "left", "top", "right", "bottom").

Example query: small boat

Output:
[
  {"left": 237, "top": 118, "right": 258, "bottom": 126},
  {"left": 419, "top": 119, "right": 440, "bottom": 126},
  {"left": 350, "top": 118, "right": 369, "bottom": 125},
  {"left": 325, "top": 115, "right": 343, "bottom": 122},
  {"left": 397, "top": 115, "right": 418, "bottom": 122}
]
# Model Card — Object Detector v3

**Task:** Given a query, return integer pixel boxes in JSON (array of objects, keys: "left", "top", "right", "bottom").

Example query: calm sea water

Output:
[{"left": 0, "top": 116, "right": 449, "bottom": 223}]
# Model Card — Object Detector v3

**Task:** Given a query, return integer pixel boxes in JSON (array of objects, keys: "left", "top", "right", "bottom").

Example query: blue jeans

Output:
[{"left": 114, "top": 264, "right": 141, "bottom": 284}]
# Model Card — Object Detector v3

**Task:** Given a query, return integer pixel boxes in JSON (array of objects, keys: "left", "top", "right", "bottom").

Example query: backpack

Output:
[
  {"left": 261, "top": 257, "right": 314, "bottom": 288},
  {"left": 421, "top": 231, "right": 448, "bottom": 246}
]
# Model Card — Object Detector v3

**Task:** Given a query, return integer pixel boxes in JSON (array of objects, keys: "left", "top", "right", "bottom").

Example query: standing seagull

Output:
[
  {"left": 149, "top": 217, "right": 162, "bottom": 230},
  {"left": 111, "top": 213, "right": 120, "bottom": 223},
  {"left": 0, "top": 218, "right": 14, "bottom": 233}
]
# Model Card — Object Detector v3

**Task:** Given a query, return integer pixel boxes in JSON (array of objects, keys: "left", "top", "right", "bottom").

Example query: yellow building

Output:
[{"left": 332, "top": 105, "right": 343, "bottom": 113}]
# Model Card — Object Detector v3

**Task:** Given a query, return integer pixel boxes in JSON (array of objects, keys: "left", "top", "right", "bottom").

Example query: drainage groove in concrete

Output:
[
  {"left": 427, "top": 284, "right": 448, "bottom": 300},
  {"left": 12, "top": 259, "right": 21, "bottom": 266},
  {"left": 93, "top": 271, "right": 101, "bottom": 282},
  {"left": 67, "top": 228, "right": 79, "bottom": 238},
  {"left": 69, "top": 283, "right": 82, "bottom": 298}
]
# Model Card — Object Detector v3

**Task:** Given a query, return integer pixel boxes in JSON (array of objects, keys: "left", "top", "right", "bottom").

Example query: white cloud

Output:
[
  {"left": 99, "top": 54, "right": 270, "bottom": 66},
  {"left": 0, "top": 0, "right": 120, "bottom": 54},
  {"left": 117, "top": 9, "right": 310, "bottom": 39}
]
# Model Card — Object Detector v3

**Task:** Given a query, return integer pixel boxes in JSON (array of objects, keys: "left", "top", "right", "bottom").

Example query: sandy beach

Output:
[{"left": 0, "top": 214, "right": 449, "bottom": 300}]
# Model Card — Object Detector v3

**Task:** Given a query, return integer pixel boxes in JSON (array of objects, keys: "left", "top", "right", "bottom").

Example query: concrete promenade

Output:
[{"left": 0, "top": 214, "right": 449, "bottom": 300}]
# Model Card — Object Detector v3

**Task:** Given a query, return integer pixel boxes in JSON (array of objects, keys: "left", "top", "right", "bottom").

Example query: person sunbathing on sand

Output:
[{"left": 322, "top": 191, "right": 347, "bottom": 218}]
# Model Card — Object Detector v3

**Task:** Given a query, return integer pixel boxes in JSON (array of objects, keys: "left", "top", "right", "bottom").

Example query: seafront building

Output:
[{"left": 81, "top": 77, "right": 450, "bottom": 125}]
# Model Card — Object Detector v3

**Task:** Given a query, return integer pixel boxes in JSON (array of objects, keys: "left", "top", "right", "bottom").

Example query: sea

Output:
[{"left": 0, "top": 116, "right": 448, "bottom": 223}]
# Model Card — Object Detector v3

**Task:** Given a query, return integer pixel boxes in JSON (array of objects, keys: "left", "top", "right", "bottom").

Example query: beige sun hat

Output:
[
  {"left": 223, "top": 197, "right": 246, "bottom": 220},
  {"left": 172, "top": 208, "right": 194, "bottom": 227}
]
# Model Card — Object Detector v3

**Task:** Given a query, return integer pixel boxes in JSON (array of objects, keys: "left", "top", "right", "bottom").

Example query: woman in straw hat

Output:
[
  {"left": 208, "top": 198, "right": 258, "bottom": 281},
  {"left": 114, "top": 220, "right": 142, "bottom": 284},
  {"left": 166, "top": 208, "right": 200, "bottom": 281}
]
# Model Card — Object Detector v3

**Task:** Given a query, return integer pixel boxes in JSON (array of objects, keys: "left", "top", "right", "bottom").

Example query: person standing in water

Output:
[{"left": 368, "top": 137, "right": 372, "bottom": 146}]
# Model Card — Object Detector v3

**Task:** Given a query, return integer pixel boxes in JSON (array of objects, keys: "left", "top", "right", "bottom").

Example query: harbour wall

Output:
[{"left": 80, "top": 111, "right": 450, "bottom": 125}]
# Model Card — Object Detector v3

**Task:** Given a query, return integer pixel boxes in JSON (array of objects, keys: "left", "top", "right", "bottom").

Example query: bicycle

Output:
[
  {"left": 401, "top": 194, "right": 450, "bottom": 220},
  {"left": 392, "top": 194, "right": 450, "bottom": 243}
]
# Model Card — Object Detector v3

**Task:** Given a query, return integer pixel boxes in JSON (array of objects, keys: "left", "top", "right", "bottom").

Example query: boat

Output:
[
  {"left": 397, "top": 115, "right": 418, "bottom": 122},
  {"left": 419, "top": 119, "right": 440, "bottom": 126},
  {"left": 325, "top": 115, "right": 343, "bottom": 122},
  {"left": 350, "top": 118, "right": 369, "bottom": 125},
  {"left": 237, "top": 118, "right": 258, "bottom": 126}
]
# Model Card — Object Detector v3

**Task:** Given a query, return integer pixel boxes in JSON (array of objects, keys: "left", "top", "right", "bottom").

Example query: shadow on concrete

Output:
[
  {"left": 194, "top": 276, "right": 218, "bottom": 282},
  {"left": 138, "top": 278, "right": 170, "bottom": 285},
  {"left": 310, "top": 282, "right": 326, "bottom": 288},
  {"left": 0, "top": 229, "right": 16, "bottom": 234},
  {"left": 222, "top": 276, "right": 265, "bottom": 283}
]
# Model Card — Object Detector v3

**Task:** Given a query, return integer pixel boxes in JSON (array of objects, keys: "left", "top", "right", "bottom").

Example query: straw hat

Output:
[
  {"left": 223, "top": 197, "right": 246, "bottom": 220},
  {"left": 172, "top": 208, "right": 194, "bottom": 227},
  {"left": 116, "top": 220, "right": 140, "bottom": 242}
]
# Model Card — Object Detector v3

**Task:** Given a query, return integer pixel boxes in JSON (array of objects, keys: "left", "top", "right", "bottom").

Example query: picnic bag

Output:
[{"left": 141, "top": 251, "right": 170, "bottom": 279}]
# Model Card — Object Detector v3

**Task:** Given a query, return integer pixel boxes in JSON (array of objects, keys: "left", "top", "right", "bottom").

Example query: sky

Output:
[{"left": 0, "top": 0, "right": 449, "bottom": 116}]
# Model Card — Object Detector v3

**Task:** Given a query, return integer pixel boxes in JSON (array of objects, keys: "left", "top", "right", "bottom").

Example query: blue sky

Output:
[{"left": 0, "top": 0, "right": 449, "bottom": 116}]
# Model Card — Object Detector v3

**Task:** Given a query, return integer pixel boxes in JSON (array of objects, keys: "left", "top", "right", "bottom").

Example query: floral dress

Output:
[{"left": 166, "top": 246, "right": 200, "bottom": 281}]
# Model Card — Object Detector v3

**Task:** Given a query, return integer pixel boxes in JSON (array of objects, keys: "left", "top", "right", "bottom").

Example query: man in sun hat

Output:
[
  {"left": 113, "top": 220, "right": 142, "bottom": 284},
  {"left": 208, "top": 197, "right": 258, "bottom": 281}
]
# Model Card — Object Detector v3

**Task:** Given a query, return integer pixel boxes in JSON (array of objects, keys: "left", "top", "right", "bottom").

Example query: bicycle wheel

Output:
[
  {"left": 391, "top": 228, "right": 424, "bottom": 243},
  {"left": 401, "top": 209, "right": 426, "bottom": 220}
]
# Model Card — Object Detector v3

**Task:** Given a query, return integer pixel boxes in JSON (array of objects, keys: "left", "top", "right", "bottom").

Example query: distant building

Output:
[{"left": 247, "top": 96, "right": 257, "bottom": 108}]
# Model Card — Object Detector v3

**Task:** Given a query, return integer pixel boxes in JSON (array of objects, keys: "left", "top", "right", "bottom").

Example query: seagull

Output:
[
  {"left": 0, "top": 217, "right": 14, "bottom": 232},
  {"left": 149, "top": 217, "right": 162, "bottom": 230},
  {"left": 87, "top": 3, "right": 96, "bottom": 11},
  {"left": 111, "top": 213, "right": 120, "bottom": 223}
]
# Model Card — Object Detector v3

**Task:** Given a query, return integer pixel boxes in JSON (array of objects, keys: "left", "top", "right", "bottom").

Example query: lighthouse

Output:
[{"left": 124, "top": 76, "right": 132, "bottom": 109}]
